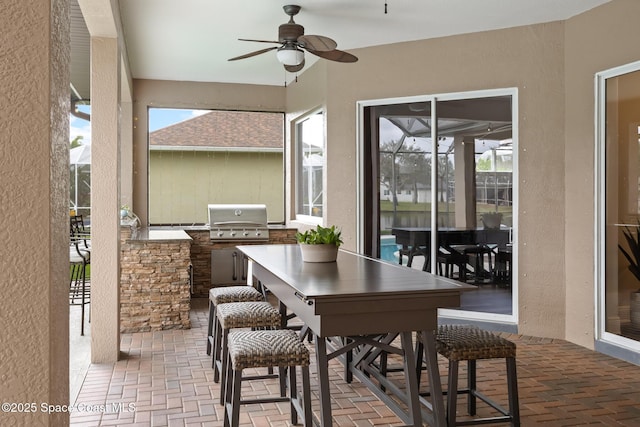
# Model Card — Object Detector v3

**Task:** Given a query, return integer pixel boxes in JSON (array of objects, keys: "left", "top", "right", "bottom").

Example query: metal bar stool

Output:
[
  {"left": 223, "top": 329, "right": 312, "bottom": 427},
  {"left": 206, "top": 286, "right": 265, "bottom": 357},
  {"left": 213, "top": 301, "right": 281, "bottom": 405},
  {"left": 70, "top": 233, "right": 91, "bottom": 336},
  {"left": 419, "top": 325, "right": 520, "bottom": 426},
  {"left": 461, "top": 245, "right": 494, "bottom": 284}
]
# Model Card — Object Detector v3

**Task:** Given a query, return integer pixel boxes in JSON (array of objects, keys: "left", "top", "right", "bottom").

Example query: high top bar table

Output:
[{"left": 237, "top": 244, "right": 475, "bottom": 427}]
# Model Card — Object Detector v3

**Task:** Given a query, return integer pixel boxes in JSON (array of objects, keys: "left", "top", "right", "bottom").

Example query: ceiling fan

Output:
[{"left": 228, "top": 4, "right": 358, "bottom": 73}]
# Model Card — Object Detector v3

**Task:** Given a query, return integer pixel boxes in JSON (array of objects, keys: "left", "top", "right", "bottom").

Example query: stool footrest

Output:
[
  {"left": 239, "top": 373, "right": 279, "bottom": 381},
  {"left": 421, "top": 388, "right": 511, "bottom": 416},
  {"left": 454, "top": 416, "right": 513, "bottom": 426},
  {"left": 469, "top": 390, "right": 511, "bottom": 417},
  {"left": 240, "top": 397, "right": 290, "bottom": 405}
]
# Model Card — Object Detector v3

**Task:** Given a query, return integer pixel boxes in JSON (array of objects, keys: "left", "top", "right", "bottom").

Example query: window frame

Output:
[
  {"left": 146, "top": 107, "right": 286, "bottom": 225},
  {"left": 294, "top": 109, "right": 325, "bottom": 225}
]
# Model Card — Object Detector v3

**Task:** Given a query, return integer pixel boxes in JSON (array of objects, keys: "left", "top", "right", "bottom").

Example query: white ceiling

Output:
[{"left": 89, "top": 0, "right": 611, "bottom": 89}]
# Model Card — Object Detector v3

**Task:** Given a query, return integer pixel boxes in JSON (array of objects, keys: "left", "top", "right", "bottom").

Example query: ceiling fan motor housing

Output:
[{"left": 279, "top": 22, "right": 304, "bottom": 43}]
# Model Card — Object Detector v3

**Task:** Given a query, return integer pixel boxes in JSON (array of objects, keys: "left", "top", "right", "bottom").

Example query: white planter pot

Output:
[
  {"left": 299, "top": 243, "right": 339, "bottom": 263},
  {"left": 481, "top": 212, "right": 503, "bottom": 229}
]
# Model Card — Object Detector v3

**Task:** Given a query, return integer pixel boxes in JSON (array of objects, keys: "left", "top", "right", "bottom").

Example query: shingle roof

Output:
[{"left": 149, "top": 110, "right": 283, "bottom": 149}]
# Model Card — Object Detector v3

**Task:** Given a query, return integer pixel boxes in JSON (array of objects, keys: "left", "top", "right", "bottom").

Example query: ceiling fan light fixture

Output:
[{"left": 276, "top": 46, "right": 304, "bottom": 66}]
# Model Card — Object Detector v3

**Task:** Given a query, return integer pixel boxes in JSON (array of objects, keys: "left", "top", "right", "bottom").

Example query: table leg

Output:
[
  {"left": 400, "top": 331, "right": 422, "bottom": 426},
  {"left": 315, "top": 335, "right": 333, "bottom": 426},
  {"left": 343, "top": 337, "right": 353, "bottom": 383},
  {"left": 420, "top": 330, "right": 446, "bottom": 426},
  {"left": 278, "top": 300, "right": 288, "bottom": 329}
]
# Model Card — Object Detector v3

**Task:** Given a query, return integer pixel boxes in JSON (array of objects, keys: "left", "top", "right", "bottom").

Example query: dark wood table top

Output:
[{"left": 237, "top": 244, "right": 474, "bottom": 300}]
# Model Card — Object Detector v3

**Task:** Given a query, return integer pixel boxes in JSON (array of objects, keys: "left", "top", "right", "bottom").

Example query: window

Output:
[
  {"left": 148, "top": 108, "right": 285, "bottom": 225},
  {"left": 70, "top": 144, "right": 91, "bottom": 219},
  {"left": 296, "top": 110, "right": 324, "bottom": 221},
  {"left": 69, "top": 105, "right": 92, "bottom": 220}
]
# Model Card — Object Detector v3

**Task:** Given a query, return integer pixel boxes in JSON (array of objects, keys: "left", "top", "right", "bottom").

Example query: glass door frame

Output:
[
  {"left": 595, "top": 60, "right": 640, "bottom": 351},
  {"left": 356, "top": 87, "right": 519, "bottom": 324}
]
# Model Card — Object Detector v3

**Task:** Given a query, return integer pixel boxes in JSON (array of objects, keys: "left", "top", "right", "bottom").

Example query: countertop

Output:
[
  {"left": 125, "top": 227, "right": 192, "bottom": 242},
  {"left": 148, "top": 224, "right": 292, "bottom": 231},
  {"left": 121, "top": 222, "right": 294, "bottom": 242}
]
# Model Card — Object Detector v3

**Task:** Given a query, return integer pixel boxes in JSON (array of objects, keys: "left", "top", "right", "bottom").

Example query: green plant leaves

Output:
[
  {"left": 619, "top": 222, "right": 640, "bottom": 282},
  {"left": 295, "top": 225, "right": 343, "bottom": 247}
]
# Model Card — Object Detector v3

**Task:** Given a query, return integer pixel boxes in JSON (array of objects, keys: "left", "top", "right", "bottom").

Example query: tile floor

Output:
[{"left": 69, "top": 298, "right": 640, "bottom": 426}]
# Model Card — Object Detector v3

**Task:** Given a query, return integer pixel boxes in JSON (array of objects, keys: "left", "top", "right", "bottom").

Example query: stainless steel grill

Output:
[{"left": 207, "top": 204, "right": 269, "bottom": 242}]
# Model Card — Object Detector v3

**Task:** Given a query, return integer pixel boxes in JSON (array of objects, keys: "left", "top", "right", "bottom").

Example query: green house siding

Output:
[{"left": 149, "top": 150, "right": 284, "bottom": 224}]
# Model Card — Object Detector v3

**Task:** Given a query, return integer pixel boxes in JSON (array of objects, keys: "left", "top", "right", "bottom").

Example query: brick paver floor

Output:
[{"left": 70, "top": 298, "right": 640, "bottom": 426}]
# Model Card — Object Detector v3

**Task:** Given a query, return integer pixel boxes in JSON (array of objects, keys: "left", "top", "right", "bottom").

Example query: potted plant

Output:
[
  {"left": 618, "top": 222, "right": 640, "bottom": 327},
  {"left": 481, "top": 212, "right": 503, "bottom": 230},
  {"left": 295, "top": 225, "right": 343, "bottom": 262}
]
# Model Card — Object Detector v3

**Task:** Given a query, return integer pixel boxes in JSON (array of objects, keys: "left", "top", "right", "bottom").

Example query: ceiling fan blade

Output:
[
  {"left": 238, "top": 38, "right": 280, "bottom": 44},
  {"left": 284, "top": 58, "right": 305, "bottom": 73},
  {"left": 297, "top": 35, "right": 337, "bottom": 52},
  {"left": 307, "top": 48, "right": 358, "bottom": 63},
  {"left": 228, "top": 46, "right": 278, "bottom": 61}
]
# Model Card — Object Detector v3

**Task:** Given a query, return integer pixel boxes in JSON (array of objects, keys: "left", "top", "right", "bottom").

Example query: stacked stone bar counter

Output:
[
  {"left": 120, "top": 225, "right": 297, "bottom": 333},
  {"left": 120, "top": 227, "right": 192, "bottom": 333}
]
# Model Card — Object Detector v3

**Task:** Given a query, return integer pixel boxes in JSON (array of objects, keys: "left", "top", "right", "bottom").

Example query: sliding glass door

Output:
[
  {"left": 359, "top": 90, "right": 516, "bottom": 319},
  {"left": 597, "top": 61, "right": 640, "bottom": 350}
]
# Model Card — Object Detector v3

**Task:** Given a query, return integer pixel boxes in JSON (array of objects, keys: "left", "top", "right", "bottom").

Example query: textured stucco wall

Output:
[
  {"left": 0, "top": 0, "right": 70, "bottom": 425},
  {"left": 564, "top": 0, "right": 640, "bottom": 348},
  {"left": 288, "top": 23, "right": 567, "bottom": 339},
  {"left": 122, "top": 0, "right": 640, "bottom": 351},
  {"left": 283, "top": 0, "right": 640, "bottom": 347}
]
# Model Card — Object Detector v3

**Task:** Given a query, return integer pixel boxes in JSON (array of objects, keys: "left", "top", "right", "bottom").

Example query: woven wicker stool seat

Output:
[
  {"left": 435, "top": 325, "right": 520, "bottom": 426},
  {"left": 217, "top": 301, "right": 281, "bottom": 329},
  {"left": 437, "top": 325, "right": 516, "bottom": 361},
  {"left": 210, "top": 286, "right": 264, "bottom": 305},
  {"left": 213, "top": 301, "right": 281, "bottom": 405},
  {"left": 206, "top": 286, "right": 264, "bottom": 357},
  {"left": 223, "top": 330, "right": 311, "bottom": 427}
]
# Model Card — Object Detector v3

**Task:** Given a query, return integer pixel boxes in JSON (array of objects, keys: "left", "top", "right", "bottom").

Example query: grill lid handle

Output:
[{"left": 212, "top": 221, "right": 266, "bottom": 227}]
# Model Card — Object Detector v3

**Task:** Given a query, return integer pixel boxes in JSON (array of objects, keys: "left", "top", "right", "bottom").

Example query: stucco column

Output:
[
  {"left": 0, "top": 0, "right": 70, "bottom": 425},
  {"left": 120, "top": 100, "right": 134, "bottom": 208},
  {"left": 454, "top": 136, "right": 477, "bottom": 228},
  {"left": 90, "top": 36, "right": 121, "bottom": 363}
]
